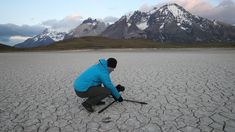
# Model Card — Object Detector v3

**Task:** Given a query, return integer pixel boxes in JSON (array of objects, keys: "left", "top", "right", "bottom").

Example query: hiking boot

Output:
[
  {"left": 82, "top": 102, "right": 94, "bottom": 112},
  {"left": 96, "top": 101, "right": 105, "bottom": 106}
]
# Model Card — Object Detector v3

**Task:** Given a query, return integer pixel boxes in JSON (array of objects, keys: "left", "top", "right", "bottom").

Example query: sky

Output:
[
  {"left": 0, "top": 0, "right": 222, "bottom": 25},
  {"left": 1, "top": 0, "right": 235, "bottom": 46}
]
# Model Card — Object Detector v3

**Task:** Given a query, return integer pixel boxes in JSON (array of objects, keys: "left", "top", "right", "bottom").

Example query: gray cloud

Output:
[
  {"left": 0, "top": 36, "right": 10, "bottom": 43},
  {"left": 171, "top": 0, "right": 235, "bottom": 25},
  {"left": 102, "top": 16, "right": 119, "bottom": 24},
  {"left": 204, "top": 0, "right": 235, "bottom": 25},
  {"left": 42, "top": 14, "right": 119, "bottom": 31},
  {"left": 0, "top": 13, "right": 118, "bottom": 46},
  {"left": 4, "top": 0, "right": 234, "bottom": 46},
  {"left": 139, "top": 4, "right": 154, "bottom": 12},
  {"left": 0, "top": 36, "right": 30, "bottom": 46},
  {"left": 0, "top": 24, "right": 44, "bottom": 36},
  {"left": 42, "top": 13, "right": 83, "bottom": 32},
  {"left": 139, "top": 0, "right": 235, "bottom": 25},
  {"left": 0, "top": 24, "right": 45, "bottom": 46}
]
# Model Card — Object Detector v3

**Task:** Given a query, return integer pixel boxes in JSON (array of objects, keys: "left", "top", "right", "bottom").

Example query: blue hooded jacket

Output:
[{"left": 73, "top": 59, "right": 121, "bottom": 99}]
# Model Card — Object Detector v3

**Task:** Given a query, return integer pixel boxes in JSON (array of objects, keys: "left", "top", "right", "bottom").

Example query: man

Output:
[{"left": 74, "top": 58, "right": 125, "bottom": 112}]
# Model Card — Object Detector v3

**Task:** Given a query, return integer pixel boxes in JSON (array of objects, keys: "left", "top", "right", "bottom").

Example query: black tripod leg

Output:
[
  {"left": 123, "top": 99, "right": 147, "bottom": 104},
  {"left": 98, "top": 100, "right": 116, "bottom": 114}
]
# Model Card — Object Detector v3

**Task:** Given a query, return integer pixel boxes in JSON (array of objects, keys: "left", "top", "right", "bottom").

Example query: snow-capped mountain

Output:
[
  {"left": 64, "top": 18, "right": 107, "bottom": 39},
  {"left": 101, "top": 3, "right": 235, "bottom": 42},
  {"left": 14, "top": 28, "right": 66, "bottom": 48}
]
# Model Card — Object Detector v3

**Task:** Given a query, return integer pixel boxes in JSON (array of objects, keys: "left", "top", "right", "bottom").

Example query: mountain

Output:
[
  {"left": 14, "top": 29, "right": 66, "bottom": 48},
  {"left": 101, "top": 3, "right": 235, "bottom": 43},
  {"left": 64, "top": 18, "right": 107, "bottom": 39}
]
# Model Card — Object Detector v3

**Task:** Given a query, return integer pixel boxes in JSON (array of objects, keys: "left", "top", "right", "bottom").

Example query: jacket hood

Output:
[{"left": 98, "top": 59, "right": 108, "bottom": 71}]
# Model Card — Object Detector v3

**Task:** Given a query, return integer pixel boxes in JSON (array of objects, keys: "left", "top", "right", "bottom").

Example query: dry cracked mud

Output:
[{"left": 0, "top": 49, "right": 235, "bottom": 132}]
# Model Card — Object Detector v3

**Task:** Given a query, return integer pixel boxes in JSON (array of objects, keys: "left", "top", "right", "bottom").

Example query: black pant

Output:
[{"left": 75, "top": 86, "right": 111, "bottom": 106}]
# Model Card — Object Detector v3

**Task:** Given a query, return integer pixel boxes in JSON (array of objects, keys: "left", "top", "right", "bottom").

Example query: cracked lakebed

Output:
[{"left": 0, "top": 49, "right": 235, "bottom": 132}]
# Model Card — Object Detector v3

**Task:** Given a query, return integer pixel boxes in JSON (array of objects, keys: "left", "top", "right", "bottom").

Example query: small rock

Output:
[{"left": 102, "top": 117, "right": 112, "bottom": 123}]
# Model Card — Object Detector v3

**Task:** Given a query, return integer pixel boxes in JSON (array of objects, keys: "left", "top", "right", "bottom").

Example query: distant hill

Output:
[
  {"left": 36, "top": 36, "right": 161, "bottom": 50},
  {"left": 1, "top": 37, "right": 235, "bottom": 52},
  {"left": 0, "top": 43, "right": 18, "bottom": 51},
  {"left": 33, "top": 36, "right": 235, "bottom": 50}
]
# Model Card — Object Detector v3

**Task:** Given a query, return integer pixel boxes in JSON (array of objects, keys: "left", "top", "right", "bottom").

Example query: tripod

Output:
[{"left": 98, "top": 99, "right": 147, "bottom": 113}]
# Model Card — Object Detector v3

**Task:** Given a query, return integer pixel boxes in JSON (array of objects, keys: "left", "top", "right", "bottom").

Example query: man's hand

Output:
[
  {"left": 112, "top": 94, "right": 123, "bottom": 102},
  {"left": 117, "top": 96, "right": 123, "bottom": 102},
  {"left": 116, "top": 84, "right": 125, "bottom": 92}
]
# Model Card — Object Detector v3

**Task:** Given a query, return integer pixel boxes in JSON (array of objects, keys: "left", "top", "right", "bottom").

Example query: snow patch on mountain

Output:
[
  {"left": 14, "top": 28, "right": 66, "bottom": 48},
  {"left": 41, "top": 28, "right": 65, "bottom": 41},
  {"left": 160, "top": 23, "right": 165, "bottom": 29},
  {"left": 165, "top": 4, "right": 192, "bottom": 25},
  {"left": 137, "top": 21, "right": 148, "bottom": 30}
]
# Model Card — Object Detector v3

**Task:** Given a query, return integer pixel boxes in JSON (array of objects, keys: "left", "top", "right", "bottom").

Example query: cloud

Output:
[
  {"left": 171, "top": 0, "right": 235, "bottom": 25},
  {"left": 0, "top": 24, "right": 44, "bottom": 36},
  {"left": 0, "top": 35, "right": 32, "bottom": 46},
  {"left": 0, "top": 36, "right": 10, "bottom": 43},
  {"left": 139, "top": 0, "right": 235, "bottom": 25},
  {"left": 138, "top": 0, "right": 211, "bottom": 14},
  {"left": 9, "top": 35, "right": 31, "bottom": 41},
  {"left": 42, "top": 13, "right": 119, "bottom": 31},
  {"left": 139, "top": 2, "right": 167, "bottom": 12},
  {"left": 102, "top": 16, "right": 119, "bottom": 24},
  {"left": 0, "top": 24, "right": 44, "bottom": 46},
  {"left": 139, "top": 4, "right": 154, "bottom": 12},
  {"left": 42, "top": 13, "right": 83, "bottom": 32},
  {"left": 172, "top": 0, "right": 213, "bottom": 14},
  {"left": 207, "top": 0, "right": 235, "bottom": 24},
  {"left": 9, "top": 35, "right": 32, "bottom": 46}
]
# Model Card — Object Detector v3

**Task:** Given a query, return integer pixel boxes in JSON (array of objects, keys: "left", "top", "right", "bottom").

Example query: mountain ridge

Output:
[
  {"left": 101, "top": 3, "right": 235, "bottom": 43},
  {"left": 13, "top": 3, "right": 235, "bottom": 48},
  {"left": 14, "top": 28, "right": 66, "bottom": 48},
  {"left": 64, "top": 18, "right": 107, "bottom": 40}
]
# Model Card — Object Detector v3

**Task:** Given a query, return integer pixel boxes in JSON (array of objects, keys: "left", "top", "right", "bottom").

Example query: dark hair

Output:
[{"left": 107, "top": 58, "right": 117, "bottom": 68}]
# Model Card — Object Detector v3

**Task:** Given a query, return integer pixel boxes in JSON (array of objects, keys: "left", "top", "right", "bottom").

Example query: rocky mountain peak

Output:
[
  {"left": 42, "top": 28, "right": 51, "bottom": 34},
  {"left": 64, "top": 18, "right": 107, "bottom": 39},
  {"left": 101, "top": 3, "right": 235, "bottom": 42},
  {"left": 82, "top": 18, "right": 98, "bottom": 24},
  {"left": 157, "top": 3, "right": 194, "bottom": 24},
  {"left": 14, "top": 28, "right": 66, "bottom": 48}
]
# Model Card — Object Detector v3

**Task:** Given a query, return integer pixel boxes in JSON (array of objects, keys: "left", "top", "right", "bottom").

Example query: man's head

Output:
[{"left": 107, "top": 58, "right": 117, "bottom": 73}]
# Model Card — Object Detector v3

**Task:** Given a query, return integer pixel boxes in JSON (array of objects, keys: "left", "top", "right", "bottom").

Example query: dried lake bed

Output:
[{"left": 0, "top": 48, "right": 235, "bottom": 132}]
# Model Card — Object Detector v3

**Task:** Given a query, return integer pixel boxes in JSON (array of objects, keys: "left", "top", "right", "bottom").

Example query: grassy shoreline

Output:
[{"left": 1, "top": 37, "right": 235, "bottom": 52}]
